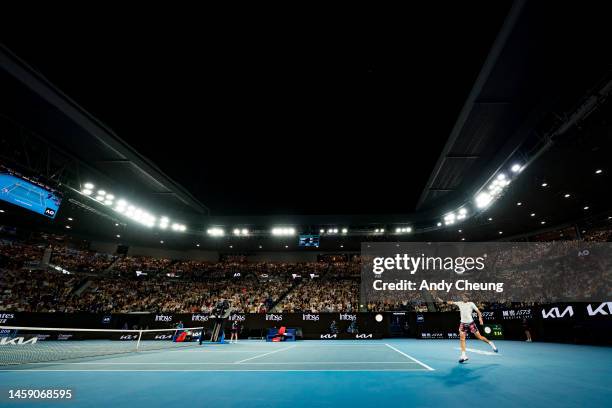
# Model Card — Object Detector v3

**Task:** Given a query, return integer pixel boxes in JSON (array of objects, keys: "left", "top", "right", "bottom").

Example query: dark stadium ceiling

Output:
[
  {"left": 1, "top": 2, "right": 513, "bottom": 216},
  {"left": 2, "top": 2, "right": 612, "bottom": 252}
]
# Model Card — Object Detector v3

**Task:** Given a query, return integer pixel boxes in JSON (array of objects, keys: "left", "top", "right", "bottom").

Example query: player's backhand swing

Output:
[{"left": 444, "top": 298, "right": 498, "bottom": 363}]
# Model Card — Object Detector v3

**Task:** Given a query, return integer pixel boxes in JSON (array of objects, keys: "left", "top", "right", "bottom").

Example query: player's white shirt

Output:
[{"left": 454, "top": 301, "right": 478, "bottom": 323}]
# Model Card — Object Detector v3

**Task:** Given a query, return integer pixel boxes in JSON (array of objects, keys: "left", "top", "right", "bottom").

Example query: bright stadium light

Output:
[
  {"left": 233, "top": 228, "right": 240, "bottom": 235},
  {"left": 242, "top": 228, "right": 249, "bottom": 235},
  {"left": 207, "top": 227, "right": 225, "bottom": 237},
  {"left": 272, "top": 227, "right": 295, "bottom": 236},
  {"left": 320, "top": 229, "right": 324, "bottom": 233},
  {"left": 457, "top": 208, "right": 468, "bottom": 220},
  {"left": 106, "top": 194, "right": 114, "bottom": 200},
  {"left": 84, "top": 182, "right": 94, "bottom": 190},
  {"left": 511, "top": 164, "right": 522, "bottom": 173},
  {"left": 475, "top": 192, "right": 493, "bottom": 208},
  {"left": 437, "top": 222, "right": 442, "bottom": 227},
  {"left": 97, "top": 190, "right": 106, "bottom": 196},
  {"left": 82, "top": 189, "right": 92, "bottom": 195},
  {"left": 444, "top": 213, "right": 456, "bottom": 225},
  {"left": 342, "top": 228, "right": 348, "bottom": 234}
]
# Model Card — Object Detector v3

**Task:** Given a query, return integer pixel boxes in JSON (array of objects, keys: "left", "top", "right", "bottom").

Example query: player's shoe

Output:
[
  {"left": 490, "top": 342, "right": 498, "bottom": 353},
  {"left": 459, "top": 356, "right": 469, "bottom": 363}
]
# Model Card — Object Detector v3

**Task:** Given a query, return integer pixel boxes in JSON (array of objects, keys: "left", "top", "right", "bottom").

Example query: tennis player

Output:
[{"left": 448, "top": 299, "right": 498, "bottom": 363}]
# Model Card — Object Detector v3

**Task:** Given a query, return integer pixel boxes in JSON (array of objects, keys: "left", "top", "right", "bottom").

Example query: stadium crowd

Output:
[{"left": 1, "top": 225, "right": 611, "bottom": 314}]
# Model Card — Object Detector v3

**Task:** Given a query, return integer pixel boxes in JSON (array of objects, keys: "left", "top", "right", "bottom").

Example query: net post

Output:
[{"left": 136, "top": 330, "right": 143, "bottom": 352}]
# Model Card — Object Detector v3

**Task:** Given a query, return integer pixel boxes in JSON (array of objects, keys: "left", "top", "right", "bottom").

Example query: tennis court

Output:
[{"left": 1, "top": 339, "right": 611, "bottom": 407}]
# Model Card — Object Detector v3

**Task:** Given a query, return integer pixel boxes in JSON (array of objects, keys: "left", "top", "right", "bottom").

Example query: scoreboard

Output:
[{"left": 298, "top": 235, "right": 320, "bottom": 247}]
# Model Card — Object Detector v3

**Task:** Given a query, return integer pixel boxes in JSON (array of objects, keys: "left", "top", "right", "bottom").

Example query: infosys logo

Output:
[
  {"left": 302, "top": 314, "right": 320, "bottom": 321},
  {"left": 339, "top": 313, "right": 357, "bottom": 321},
  {"left": 192, "top": 314, "right": 210, "bottom": 322},
  {"left": 229, "top": 314, "right": 246, "bottom": 321},
  {"left": 155, "top": 315, "right": 173, "bottom": 322},
  {"left": 265, "top": 314, "right": 283, "bottom": 321}
]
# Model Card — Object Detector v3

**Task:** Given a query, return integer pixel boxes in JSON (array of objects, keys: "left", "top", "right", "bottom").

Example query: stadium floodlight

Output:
[
  {"left": 342, "top": 228, "right": 348, "bottom": 234},
  {"left": 272, "top": 227, "right": 295, "bottom": 236},
  {"left": 233, "top": 228, "right": 240, "bottom": 235},
  {"left": 496, "top": 173, "right": 506, "bottom": 180},
  {"left": 106, "top": 194, "right": 114, "bottom": 200},
  {"left": 395, "top": 227, "right": 401, "bottom": 233},
  {"left": 444, "top": 212, "right": 456, "bottom": 225},
  {"left": 595, "top": 169, "right": 602, "bottom": 174},
  {"left": 207, "top": 227, "right": 225, "bottom": 237},
  {"left": 475, "top": 192, "right": 493, "bottom": 208},
  {"left": 97, "top": 190, "right": 106, "bottom": 196},
  {"left": 584, "top": 206, "right": 589, "bottom": 210},
  {"left": 84, "top": 182, "right": 94, "bottom": 189},
  {"left": 116, "top": 234, "right": 121, "bottom": 238},
  {"left": 541, "top": 182, "right": 548, "bottom": 187},
  {"left": 530, "top": 213, "right": 535, "bottom": 217},
  {"left": 437, "top": 222, "right": 442, "bottom": 227},
  {"left": 498, "top": 231, "right": 503, "bottom": 235},
  {"left": 564, "top": 193, "right": 571, "bottom": 198},
  {"left": 333, "top": 228, "right": 338, "bottom": 233},
  {"left": 457, "top": 207, "right": 468, "bottom": 220},
  {"left": 517, "top": 202, "right": 522, "bottom": 206},
  {"left": 511, "top": 164, "right": 522, "bottom": 173},
  {"left": 328, "top": 228, "right": 334, "bottom": 234},
  {"left": 375, "top": 229, "right": 380, "bottom": 233},
  {"left": 82, "top": 189, "right": 92, "bottom": 195},
  {"left": 104, "top": 200, "right": 113, "bottom": 206},
  {"left": 95, "top": 195, "right": 105, "bottom": 201},
  {"left": 242, "top": 228, "right": 249, "bottom": 235},
  {"left": 320, "top": 229, "right": 324, "bottom": 233}
]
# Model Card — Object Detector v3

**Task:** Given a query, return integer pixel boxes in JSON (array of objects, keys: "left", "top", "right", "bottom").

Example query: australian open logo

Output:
[
  {"left": 265, "top": 314, "right": 283, "bottom": 321},
  {"left": 155, "top": 315, "right": 173, "bottom": 322},
  {"left": 339, "top": 313, "right": 357, "bottom": 321}
]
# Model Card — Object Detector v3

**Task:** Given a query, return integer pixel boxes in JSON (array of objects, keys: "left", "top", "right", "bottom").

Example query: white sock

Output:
[
  {"left": 461, "top": 352, "right": 467, "bottom": 359},
  {"left": 490, "top": 341, "right": 497, "bottom": 350}
]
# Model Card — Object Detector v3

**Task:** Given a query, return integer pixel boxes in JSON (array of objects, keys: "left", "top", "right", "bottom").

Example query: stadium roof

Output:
[
  {"left": 1, "top": 3, "right": 612, "bottom": 251},
  {"left": 1, "top": 3, "right": 512, "bottom": 216}
]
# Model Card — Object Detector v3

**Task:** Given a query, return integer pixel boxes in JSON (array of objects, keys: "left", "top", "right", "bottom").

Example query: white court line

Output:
[
  {"left": 455, "top": 347, "right": 500, "bottom": 356},
  {"left": 0, "top": 369, "right": 425, "bottom": 372},
  {"left": 13, "top": 361, "right": 420, "bottom": 365},
  {"left": 384, "top": 344, "right": 435, "bottom": 371},
  {"left": 235, "top": 345, "right": 297, "bottom": 363}
]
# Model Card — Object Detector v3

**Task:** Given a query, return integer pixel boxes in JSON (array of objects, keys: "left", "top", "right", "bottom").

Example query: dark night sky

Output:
[{"left": 3, "top": 4, "right": 512, "bottom": 215}]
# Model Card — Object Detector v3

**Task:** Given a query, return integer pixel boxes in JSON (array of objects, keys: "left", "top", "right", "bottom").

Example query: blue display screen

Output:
[
  {"left": 0, "top": 173, "right": 62, "bottom": 218},
  {"left": 299, "top": 235, "right": 320, "bottom": 247}
]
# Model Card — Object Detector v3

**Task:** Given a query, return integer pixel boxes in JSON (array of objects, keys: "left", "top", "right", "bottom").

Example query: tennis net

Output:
[{"left": 0, "top": 325, "right": 204, "bottom": 366}]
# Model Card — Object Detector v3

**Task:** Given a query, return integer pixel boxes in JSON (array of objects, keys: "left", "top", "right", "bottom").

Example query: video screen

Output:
[
  {"left": 0, "top": 172, "right": 61, "bottom": 218},
  {"left": 299, "top": 234, "right": 320, "bottom": 247}
]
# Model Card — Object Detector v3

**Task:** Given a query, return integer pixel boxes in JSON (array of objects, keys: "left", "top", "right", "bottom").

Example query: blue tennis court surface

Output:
[{"left": 1, "top": 339, "right": 611, "bottom": 407}]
